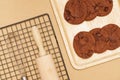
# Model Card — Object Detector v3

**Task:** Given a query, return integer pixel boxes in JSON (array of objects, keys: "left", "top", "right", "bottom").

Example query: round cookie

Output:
[
  {"left": 74, "top": 44, "right": 94, "bottom": 59},
  {"left": 73, "top": 32, "right": 95, "bottom": 59},
  {"left": 102, "top": 24, "right": 119, "bottom": 36},
  {"left": 90, "top": 28, "right": 109, "bottom": 53},
  {"left": 108, "top": 29, "right": 120, "bottom": 50},
  {"left": 102, "top": 24, "right": 120, "bottom": 50},
  {"left": 64, "top": 0, "right": 87, "bottom": 24},
  {"left": 97, "top": 0, "right": 113, "bottom": 16},
  {"left": 84, "top": 0, "right": 97, "bottom": 21}
]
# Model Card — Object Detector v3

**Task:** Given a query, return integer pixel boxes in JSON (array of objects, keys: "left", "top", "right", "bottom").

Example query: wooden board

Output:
[{"left": 50, "top": 0, "right": 120, "bottom": 69}]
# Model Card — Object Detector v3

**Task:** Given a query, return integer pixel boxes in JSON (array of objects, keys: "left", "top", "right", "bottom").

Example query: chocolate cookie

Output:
[
  {"left": 84, "top": 0, "right": 97, "bottom": 21},
  {"left": 108, "top": 29, "right": 120, "bottom": 50},
  {"left": 97, "top": 0, "right": 113, "bottom": 16},
  {"left": 102, "top": 24, "right": 120, "bottom": 50},
  {"left": 64, "top": 0, "right": 87, "bottom": 24},
  {"left": 74, "top": 44, "right": 94, "bottom": 59},
  {"left": 90, "top": 28, "right": 109, "bottom": 53},
  {"left": 102, "top": 24, "right": 119, "bottom": 36},
  {"left": 73, "top": 32, "right": 95, "bottom": 59}
]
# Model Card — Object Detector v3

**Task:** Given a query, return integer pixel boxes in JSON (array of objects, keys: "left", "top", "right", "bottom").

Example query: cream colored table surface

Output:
[{"left": 0, "top": 0, "right": 120, "bottom": 80}]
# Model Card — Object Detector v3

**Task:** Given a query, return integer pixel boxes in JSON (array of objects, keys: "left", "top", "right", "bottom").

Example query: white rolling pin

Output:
[{"left": 32, "top": 26, "right": 59, "bottom": 80}]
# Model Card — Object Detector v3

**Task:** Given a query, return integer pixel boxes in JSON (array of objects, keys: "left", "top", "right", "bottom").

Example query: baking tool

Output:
[
  {"left": 32, "top": 26, "right": 59, "bottom": 80},
  {"left": 51, "top": 0, "right": 120, "bottom": 69},
  {"left": 0, "top": 14, "right": 69, "bottom": 80},
  {"left": 7, "top": 33, "right": 28, "bottom": 80}
]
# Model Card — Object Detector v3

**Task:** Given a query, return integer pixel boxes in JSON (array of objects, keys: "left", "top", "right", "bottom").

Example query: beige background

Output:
[{"left": 0, "top": 0, "right": 120, "bottom": 80}]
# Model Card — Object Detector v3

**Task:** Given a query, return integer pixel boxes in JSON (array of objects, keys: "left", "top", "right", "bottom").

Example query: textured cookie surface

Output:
[
  {"left": 64, "top": 0, "right": 87, "bottom": 24},
  {"left": 73, "top": 32, "right": 95, "bottom": 59},
  {"left": 64, "top": 0, "right": 113, "bottom": 24},
  {"left": 90, "top": 28, "right": 109, "bottom": 53},
  {"left": 84, "top": 0, "right": 97, "bottom": 21},
  {"left": 97, "top": 0, "right": 113, "bottom": 16},
  {"left": 73, "top": 24, "right": 120, "bottom": 59},
  {"left": 102, "top": 24, "right": 120, "bottom": 50}
]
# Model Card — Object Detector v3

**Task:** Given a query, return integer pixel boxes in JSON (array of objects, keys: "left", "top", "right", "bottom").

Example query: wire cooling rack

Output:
[{"left": 0, "top": 14, "right": 70, "bottom": 80}]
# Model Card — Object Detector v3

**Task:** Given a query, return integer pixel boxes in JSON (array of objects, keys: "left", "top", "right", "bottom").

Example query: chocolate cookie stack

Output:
[
  {"left": 64, "top": 0, "right": 113, "bottom": 24},
  {"left": 73, "top": 24, "right": 120, "bottom": 59}
]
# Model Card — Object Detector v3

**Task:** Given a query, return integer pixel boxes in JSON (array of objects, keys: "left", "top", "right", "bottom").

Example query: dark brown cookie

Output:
[
  {"left": 108, "top": 29, "right": 120, "bottom": 50},
  {"left": 97, "top": 0, "right": 113, "bottom": 16},
  {"left": 102, "top": 24, "right": 119, "bottom": 36},
  {"left": 73, "top": 32, "right": 95, "bottom": 59},
  {"left": 84, "top": 0, "right": 97, "bottom": 21},
  {"left": 74, "top": 44, "right": 94, "bottom": 59},
  {"left": 64, "top": 0, "right": 87, "bottom": 24},
  {"left": 90, "top": 28, "right": 109, "bottom": 53},
  {"left": 102, "top": 24, "right": 120, "bottom": 50}
]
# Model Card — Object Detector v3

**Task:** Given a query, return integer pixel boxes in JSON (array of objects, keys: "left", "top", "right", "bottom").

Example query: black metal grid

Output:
[{"left": 0, "top": 14, "right": 69, "bottom": 80}]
